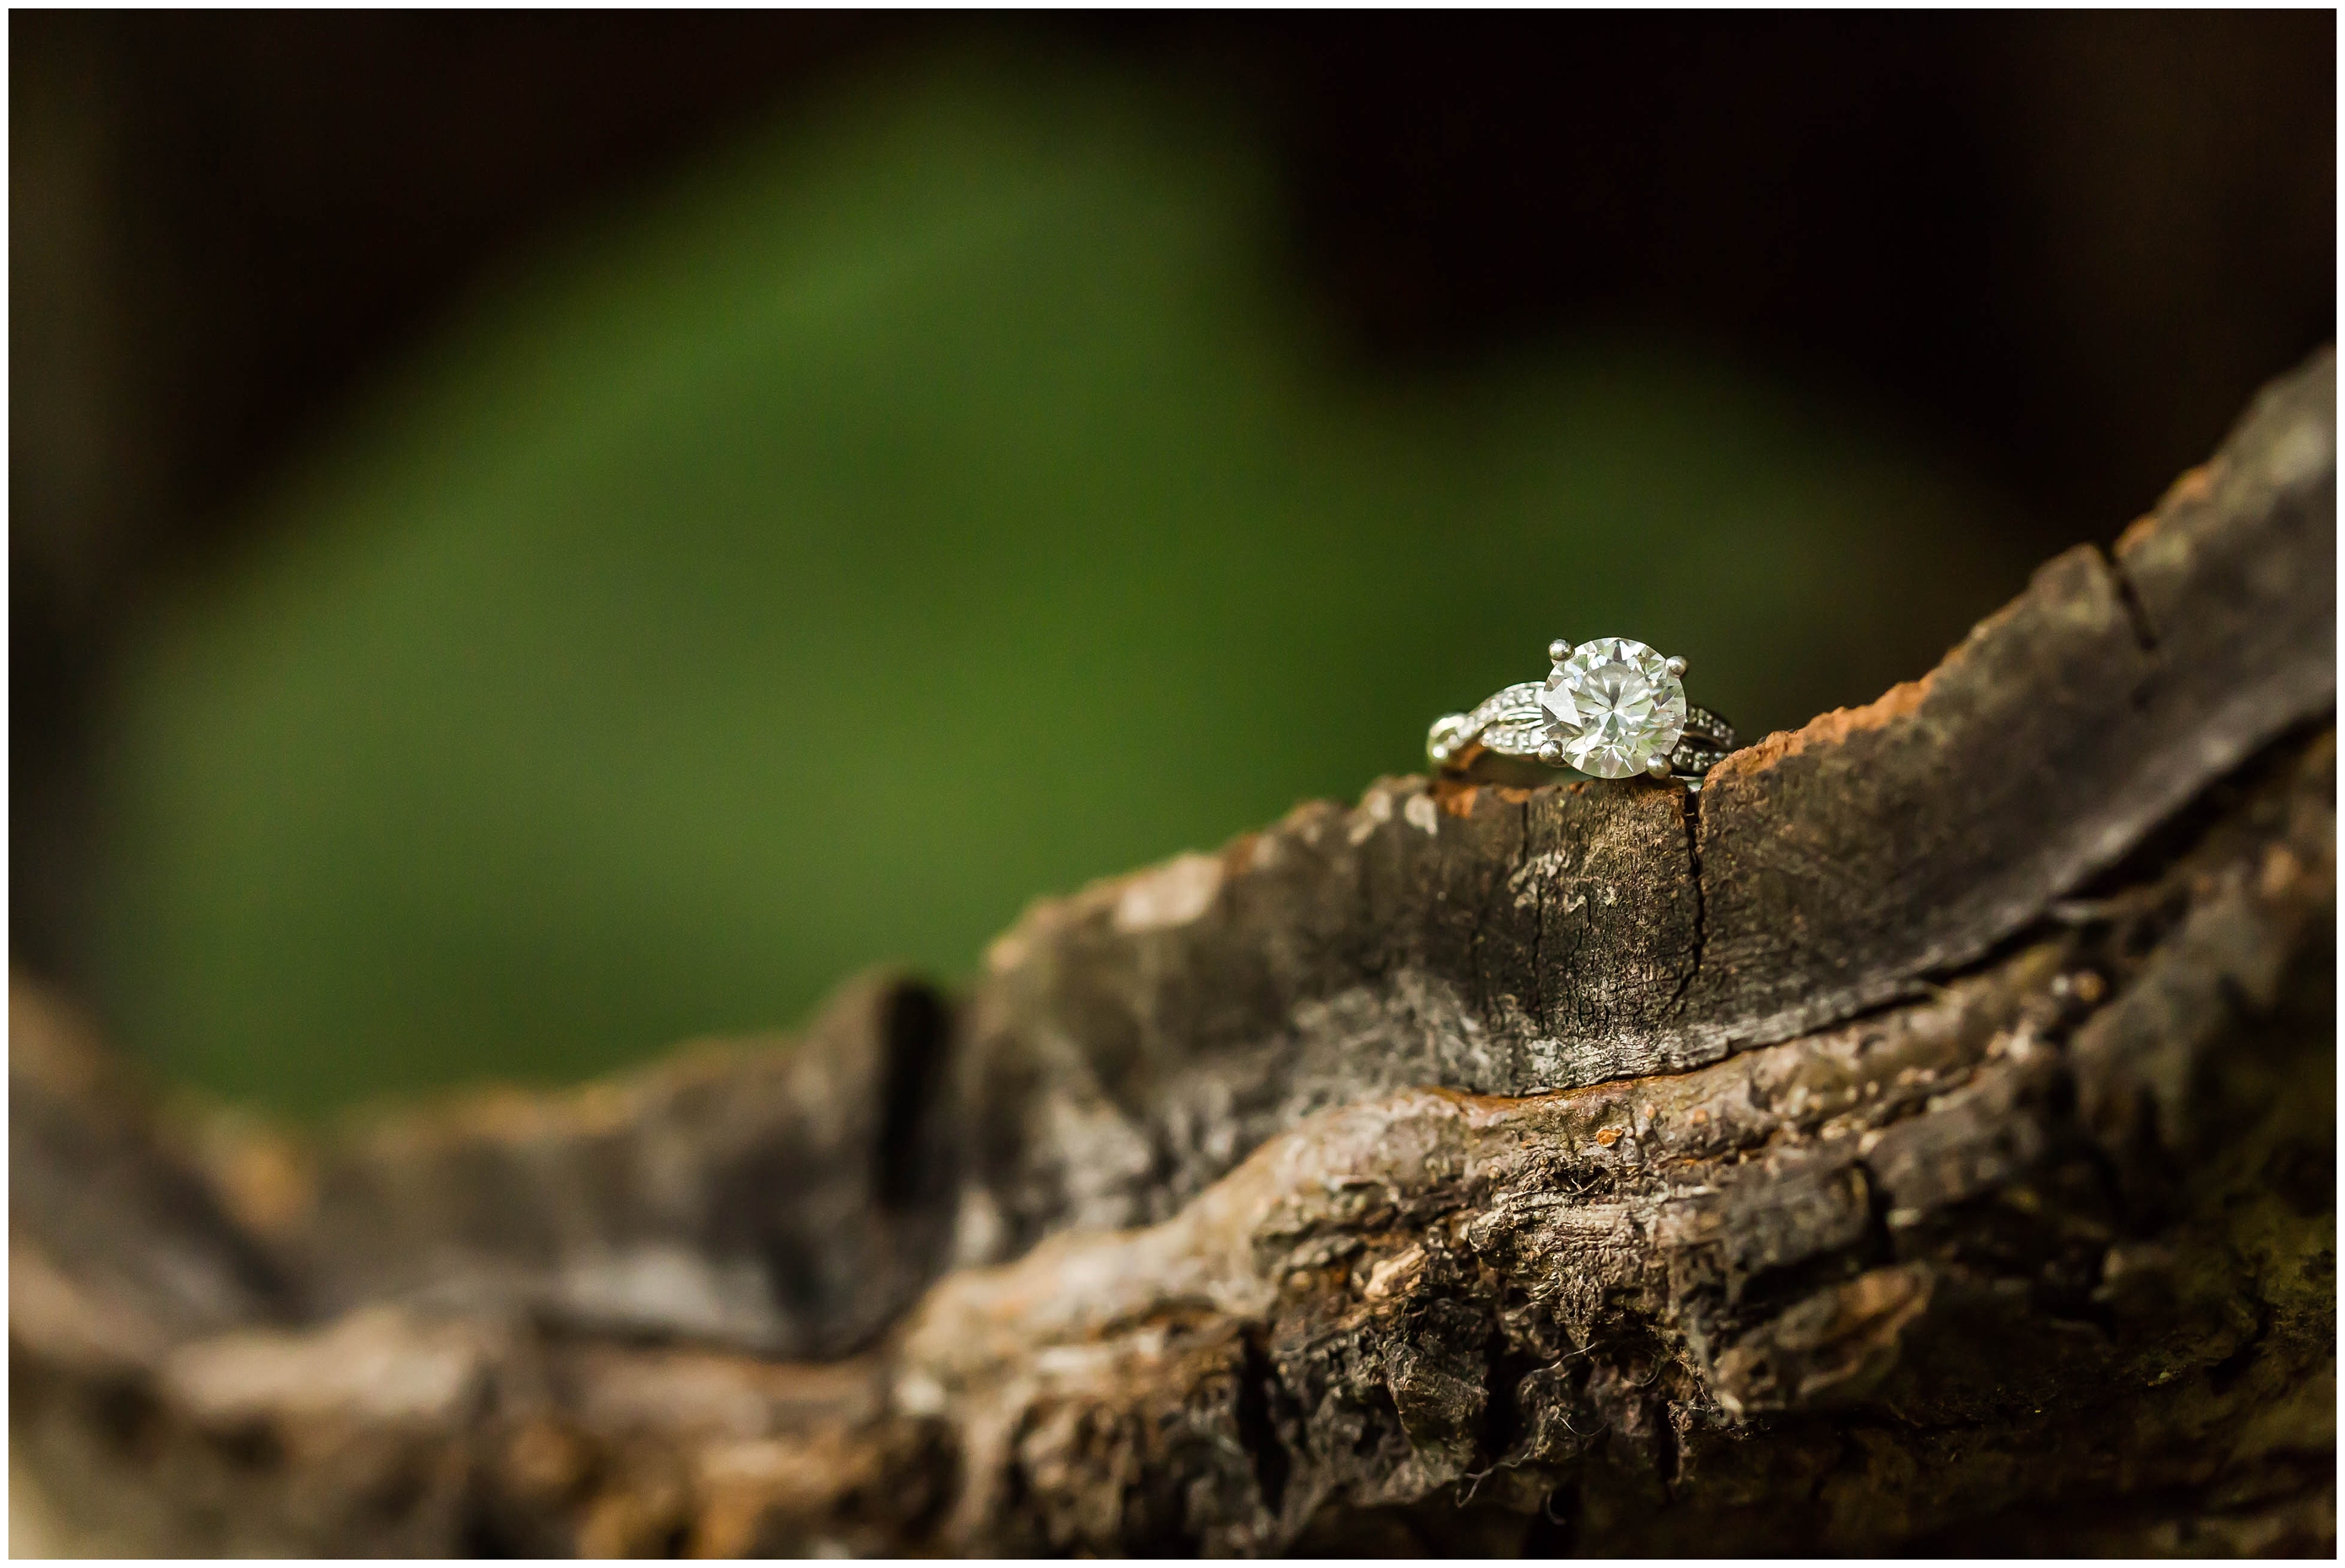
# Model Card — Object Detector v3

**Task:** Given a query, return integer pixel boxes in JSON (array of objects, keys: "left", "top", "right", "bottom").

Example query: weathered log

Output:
[{"left": 10, "top": 350, "right": 2334, "bottom": 1555}]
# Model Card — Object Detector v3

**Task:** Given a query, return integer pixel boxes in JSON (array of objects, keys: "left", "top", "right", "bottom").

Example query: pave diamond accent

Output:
[{"left": 1539, "top": 637, "right": 1688, "bottom": 778}]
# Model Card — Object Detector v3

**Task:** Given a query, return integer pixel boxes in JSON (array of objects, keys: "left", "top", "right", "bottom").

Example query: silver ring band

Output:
[{"left": 1428, "top": 636, "right": 1737, "bottom": 784}]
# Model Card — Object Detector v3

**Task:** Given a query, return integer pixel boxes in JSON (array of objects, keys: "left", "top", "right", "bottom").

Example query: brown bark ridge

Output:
[{"left": 11, "top": 349, "right": 2335, "bottom": 1557}]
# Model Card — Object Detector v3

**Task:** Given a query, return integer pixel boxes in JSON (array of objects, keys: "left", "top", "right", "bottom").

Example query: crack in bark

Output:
[
  {"left": 2097, "top": 540, "right": 2164, "bottom": 656},
  {"left": 1669, "top": 782, "right": 1706, "bottom": 1013}
]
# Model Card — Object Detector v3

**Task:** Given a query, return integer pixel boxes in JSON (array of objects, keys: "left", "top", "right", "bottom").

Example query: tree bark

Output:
[{"left": 11, "top": 351, "right": 2335, "bottom": 1556}]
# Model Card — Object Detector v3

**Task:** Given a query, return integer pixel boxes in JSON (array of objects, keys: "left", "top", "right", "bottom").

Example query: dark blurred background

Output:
[{"left": 12, "top": 13, "right": 2333, "bottom": 1112}]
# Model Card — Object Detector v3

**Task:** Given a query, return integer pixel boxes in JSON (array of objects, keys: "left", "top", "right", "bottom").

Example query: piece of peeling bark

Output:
[{"left": 9, "top": 349, "right": 2335, "bottom": 1556}]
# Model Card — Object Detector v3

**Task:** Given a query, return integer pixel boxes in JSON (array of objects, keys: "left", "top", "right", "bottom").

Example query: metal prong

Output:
[
  {"left": 1547, "top": 638, "right": 1572, "bottom": 663},
  {"left": 1664, "top": 655, "right": 1688, "bottom": 678},
  {"left": 1647, "top": 754, "right": 1674, "bottom": 779},
  {"left": 1539, "top": 741, "right": 1565, "bottom": 765}
]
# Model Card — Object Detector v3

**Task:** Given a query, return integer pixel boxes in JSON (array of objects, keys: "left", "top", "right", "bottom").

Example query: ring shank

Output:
[
  {"left": 1667, "top": 706, "right": 1739, "bottom": 775},
  {"left": 1427, "top": 691, "right": 1738, "bottom": 783}
]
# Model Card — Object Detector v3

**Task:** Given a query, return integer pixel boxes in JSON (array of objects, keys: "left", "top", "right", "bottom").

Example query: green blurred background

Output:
[{"left": 13, "top": 18, "right": 2334, "bottom": 1114}]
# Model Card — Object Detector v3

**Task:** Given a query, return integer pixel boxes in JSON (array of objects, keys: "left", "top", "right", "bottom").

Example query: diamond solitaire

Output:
[
  {"left": 1426, "top": 637, "right": 1738, "bottom": 785},
  {"left": 1538, "top": 637, "right": 1687, "bottom": 778}
]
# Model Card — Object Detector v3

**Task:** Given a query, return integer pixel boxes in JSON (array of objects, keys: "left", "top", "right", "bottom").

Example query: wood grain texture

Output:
[{"left": 10, "top": 350, "right": 2333, "bottom": 1556}]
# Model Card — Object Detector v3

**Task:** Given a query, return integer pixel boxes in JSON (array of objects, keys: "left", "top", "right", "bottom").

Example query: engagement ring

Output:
[{"left": 1428, "top": 637, "right": 1737, "bottom": 785}]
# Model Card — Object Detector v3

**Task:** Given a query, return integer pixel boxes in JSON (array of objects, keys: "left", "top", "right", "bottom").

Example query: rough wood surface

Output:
[{"left": 10, "top": 350, "right": 2335, "bottom": 1556}]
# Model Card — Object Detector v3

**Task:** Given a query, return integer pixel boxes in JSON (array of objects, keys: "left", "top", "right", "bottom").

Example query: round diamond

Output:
[{"left": 1538, "top": 637, "right": 1687, "bottom": 778}]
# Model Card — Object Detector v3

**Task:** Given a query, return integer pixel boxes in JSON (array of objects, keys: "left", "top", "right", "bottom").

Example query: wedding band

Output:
[{"left": 1428, "top": 636, "right": 1738, "bottom": 784}]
